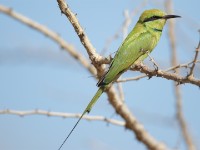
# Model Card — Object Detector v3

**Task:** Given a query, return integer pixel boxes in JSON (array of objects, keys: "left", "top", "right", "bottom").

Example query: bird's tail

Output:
[
  {"left": 84, "top": 87, "right": 104, "bottom": 113},
  {"left": 58, "top": 87, "right": 105, "bottom": 150}
]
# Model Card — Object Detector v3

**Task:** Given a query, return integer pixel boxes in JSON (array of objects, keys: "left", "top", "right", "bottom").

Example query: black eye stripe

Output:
[{"left": 143, "top": 16, "right": 162, "bottom": 22}]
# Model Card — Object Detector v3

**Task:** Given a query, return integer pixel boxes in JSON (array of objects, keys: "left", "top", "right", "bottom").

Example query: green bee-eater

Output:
[{"left": 58, "top": 9, "right": 180, "bottom": 149}]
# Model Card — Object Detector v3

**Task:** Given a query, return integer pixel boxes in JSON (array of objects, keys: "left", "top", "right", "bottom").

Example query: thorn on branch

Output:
[
  {"left": 47, "top": 111, "right": 51, "bottom": 117},
  {"left": 6, "top": 109, "right": 10, "bottom": 114},
  {"left": 147, "top": 74, "right": 152, "bottom": 79},
  {"left": 35, "top": 109, "right": 39, "bottom": 113},
  {"left": 7, "top": 7, "right": 13, "bottom": 14},
  {"left": 104, "top": 118, "right": 110, "bottom": 127},
  {"left": 176, "top": 81, "right": 182, "bottom": 86},
  {"left": 20, "top": 114, "right": 24, "bottom": 117}
]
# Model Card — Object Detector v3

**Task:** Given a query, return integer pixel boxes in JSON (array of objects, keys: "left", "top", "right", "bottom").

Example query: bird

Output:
[{"left": 58, "top": 9, "right": 180, "bottom": 150}]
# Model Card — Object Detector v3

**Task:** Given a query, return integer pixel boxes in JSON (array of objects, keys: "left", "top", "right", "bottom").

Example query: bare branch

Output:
[
  {"left": 0, "top": 109, "right": 125, "bottom": 126},
  {"left": 188, "top": 30, "right": 200, "bottom": 77},
  {"left": 117, "top": 60, "right": 199, "bottom": 83},
  {"left": 165, "top": 1, "right": 196, "bottom": 150},
  {"left": 131, "top": 64, "right": 200, "bottom": 86},
  {"left": 117, "top": 74, "right": 147, "bottom": 83},
  {"left": 57, "top": 0, "right": 111, "bottom": 75},
  {"left": 107, "top": 87, "right": 166, "bottom": 150},
  {"left": 0, "top": 4, "right": 96, "bottom": 75},
  {"left": 163, "top": 60, "right": 200, "bottom": 72},
  {"left": 116, "top": 9, "right": 132, "bottom": 102},
  {"left": 116, "top": 79, "right": 125, "bottom": 102}
]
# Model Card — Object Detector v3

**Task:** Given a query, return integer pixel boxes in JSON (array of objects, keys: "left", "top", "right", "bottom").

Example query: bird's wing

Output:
[{"left": 98, "top": 26, "right": 156, "bottom": 86}]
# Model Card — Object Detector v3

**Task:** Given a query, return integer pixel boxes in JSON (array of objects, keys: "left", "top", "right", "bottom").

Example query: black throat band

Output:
[{"left": 153, "top": 28, "right": 162, "bottom": 32}]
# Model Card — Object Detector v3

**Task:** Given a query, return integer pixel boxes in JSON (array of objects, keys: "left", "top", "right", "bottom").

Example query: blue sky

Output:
[{"left": 0, "top": 0, "right": 200, "bottom": 150}]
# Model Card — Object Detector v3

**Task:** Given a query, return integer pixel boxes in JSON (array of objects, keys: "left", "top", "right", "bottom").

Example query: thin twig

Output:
[
  {"left": 117, "top": 74, "right": 147, "bottom": 83},
  {"left": 117, "top": 60, "right": 200, "bottom": 83},
  {"left": 146, "top": 52, "right": 159, "bottom": 70},
  {"left": 116, "top": 9, "right": 132, "bottom": 102},
  {"left": 163, "top": 60, "right": 200, "bottom": 72},
  {"left": 131, "top": 64, "right": 200, "bottom": 86},
  {"left": 166, "top": 1, "right": 196, "bottom": 150},
  {"left": 116, "top": 77, "right": 125, "bottom": 102},
  {"left": 188, "top": 30, "right": 200, "bottom": 77},
  {"left": 0, "top": 109, "right": 125, "bottom": 126}
]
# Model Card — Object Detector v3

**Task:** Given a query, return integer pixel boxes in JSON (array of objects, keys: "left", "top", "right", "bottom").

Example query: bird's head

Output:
[{"left": 139, "top": 9, "right": 181, "bottom": 31}]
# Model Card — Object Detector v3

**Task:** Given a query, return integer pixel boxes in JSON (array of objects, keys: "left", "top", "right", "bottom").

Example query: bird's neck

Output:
[
  {"left": 144, "top": 23, "right": 163, "bottom": 41},
  {"left": 144, "top": 23, "right": 163, "bottom": 33}
]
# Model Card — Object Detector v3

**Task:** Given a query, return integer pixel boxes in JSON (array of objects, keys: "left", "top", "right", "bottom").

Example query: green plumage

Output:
[
  {"left": 85, "top": 87, "right": 104, "bottom": 113},
  {"left": 97, "top": 10, "right": 167, "bottom": 86},
  {"left": 58, "top": 9, "right": 180, "bottom": 149}
]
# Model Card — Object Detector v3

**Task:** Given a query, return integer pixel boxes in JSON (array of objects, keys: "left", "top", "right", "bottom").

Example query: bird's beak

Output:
[{"left": 163, "top": 15, "right": 181, "bottom": 20}]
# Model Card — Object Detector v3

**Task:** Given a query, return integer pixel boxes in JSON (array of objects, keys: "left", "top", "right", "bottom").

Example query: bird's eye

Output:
[
  {"left": 143, "top": 16, "right": 162, "bottom": 22},
  {"left": 151, "top": 16, "right": 161, "bottom": 19}
]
